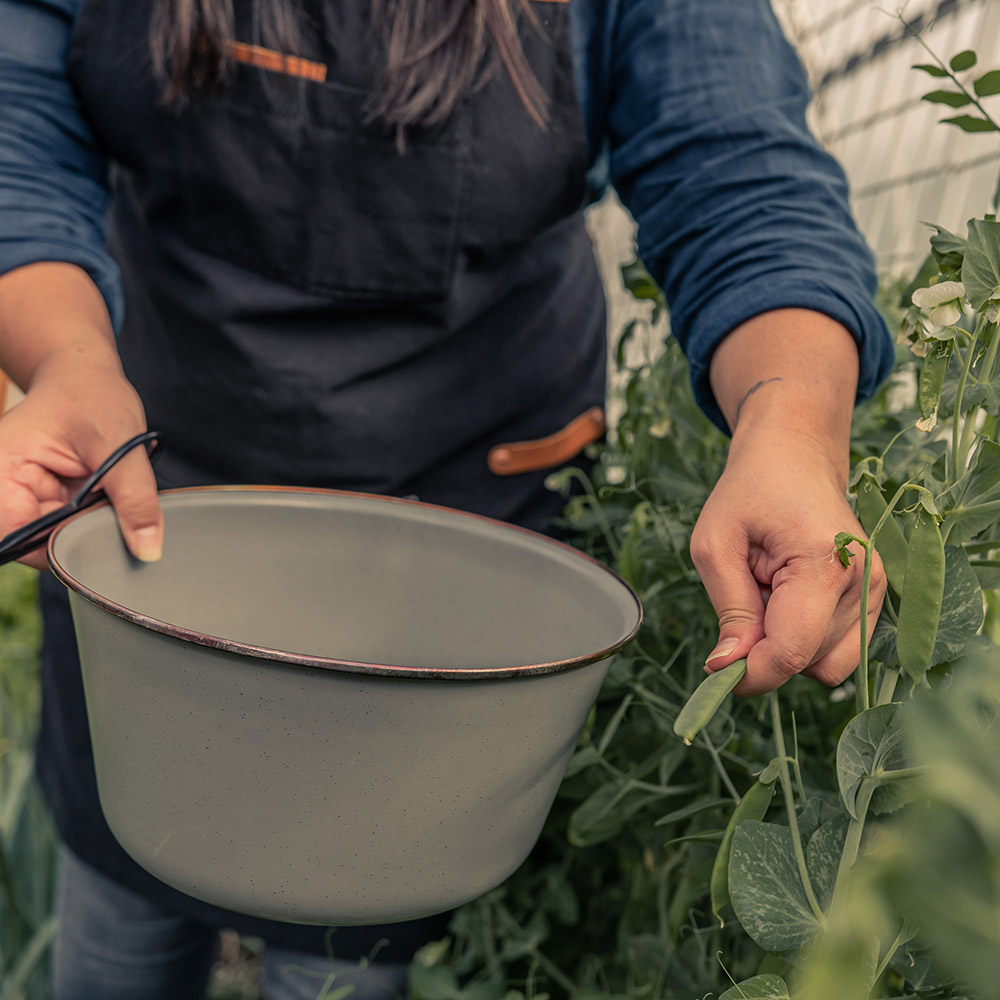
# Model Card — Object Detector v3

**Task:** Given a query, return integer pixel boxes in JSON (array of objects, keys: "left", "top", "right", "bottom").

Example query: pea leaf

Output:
[
  {"left": 939, "top": 438, "right": 1000, "bottom": 542},
  {"left": 796, "top": 796, "right": 843, "bottom": 843},
  {"left": 941, "top": 114, "right": 1000, "bottom": 133},
  {"left": 922, "top": 89, "right": 973, "bottom": 107},
  {"left": 913, "top": 62, "right": 949, "bottom": 77},
  {"left": 927, "top": 222, "right": 967, "bottom": 276},
  {"left": 930, "top": 546, "right": 984, "bottom": 663},
  {"left": 836, "top": 705, "right": 915, "bottom": 819},
  {"left": 620, "top": 260, "right": 665, "bottom": 309},
  {"left": 719, "top": 975, "right": 791, "bottom": 1000},
  {"left": 805, "top": 815, "right": 849, "bottom": 910},
  {"left": 411, "top": 961, "right": 461, "bottom": 1000},
  {"left": 974, "top": 70, "right": 1000, "bottom": 96},
  {"left": 976, "top": 558, "right": 1000, "bottom": 589},
  {"left": 567, "top": 781, "right": 661, "bottom": 847},
  {"left": 963, "top": 219, "right": 1000, "bottom": 310},
  {"left": 614, "top": 319, "right": 639, "bottom": 368},
  {"left": 905, "top": 653, "right": 1000, "bottom": 846},
  {"left": 890, "top": 947, "right": 961, "bottom": 993},
  {"left": 729, "top": 821, "right": 824, "bottom": 954},
  {"left": 950, "top": 50, "right": 977, "bottom": 72}
]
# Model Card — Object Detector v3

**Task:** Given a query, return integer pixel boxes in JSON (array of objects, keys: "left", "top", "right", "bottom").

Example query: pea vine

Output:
[{"left": 409, "top": 30, "right": 1000, "bottom": 1000}]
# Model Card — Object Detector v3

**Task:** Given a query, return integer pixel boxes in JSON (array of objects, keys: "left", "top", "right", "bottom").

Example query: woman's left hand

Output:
[
  {"left": 690, "top": 426, "right": 886, "bottom": 697},
  {"left": 693, "top": 308, "right": 886, "bottom": 697}
]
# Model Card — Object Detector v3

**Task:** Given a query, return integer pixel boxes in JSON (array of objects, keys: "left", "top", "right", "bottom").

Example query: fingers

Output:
[
  {"left": 804, "top": 557, "right": 886, "bottom": 687},
  {"left": 737, "top": 545, "right": 885, "bottom": 697},
  {"left": 691, "top": 526, "right": 767, "bottom": 671},
  {"left": 736, "top": 557, "right": 849, "bottom": 696},
  {"left": 694, "top": 498, "right": 886, "bottom": 698},
  {"left": 0, "top": 358, "right": 163, "bottom": 564},
  {"left": 80, "top": 436, "right": 163, "bottom": 562}
]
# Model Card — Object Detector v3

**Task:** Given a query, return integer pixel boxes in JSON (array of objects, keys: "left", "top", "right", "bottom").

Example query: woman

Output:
[{"left": 0, "top": 0, "right": 893, "bottom": 996}]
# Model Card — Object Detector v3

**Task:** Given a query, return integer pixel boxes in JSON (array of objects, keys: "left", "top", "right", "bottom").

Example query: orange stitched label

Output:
[
  {"left": 488, "top": 407, "right": 606, "bottom": 476},
  {"left": 230, "top": 42, "right": 328, "bottom": 82}
]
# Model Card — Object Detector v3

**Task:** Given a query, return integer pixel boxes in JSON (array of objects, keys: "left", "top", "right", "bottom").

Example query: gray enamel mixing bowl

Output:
[{"left": 48, "top": 487, "right": 641, "bottom": 925}]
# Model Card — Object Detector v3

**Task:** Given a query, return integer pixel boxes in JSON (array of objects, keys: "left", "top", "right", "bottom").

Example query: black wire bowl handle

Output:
[{"left": 0, "top": 431, "right": 161, "bottom": 566}]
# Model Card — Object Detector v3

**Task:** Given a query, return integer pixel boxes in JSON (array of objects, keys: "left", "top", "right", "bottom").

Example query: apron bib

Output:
[{"left": 37, "top": 0, "right": 608, "bottom": 956}]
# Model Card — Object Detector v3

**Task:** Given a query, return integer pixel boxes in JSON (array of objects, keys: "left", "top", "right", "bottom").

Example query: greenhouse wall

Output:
[{"left": 775, "top": 0, "right": 1000, "bottom": 275}]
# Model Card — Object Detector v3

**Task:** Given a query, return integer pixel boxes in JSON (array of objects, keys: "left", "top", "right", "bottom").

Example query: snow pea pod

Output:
[
  {"left": 855, "top": 477, "right": 908, "bottom": 594},
  {"left": 710, "top": 772, "right": 777, "bottom": 919},
  {"left": 673, "top": 659, "right": 747, "bottom": 745},
  {"left": 896, "top": 510, "right": 946, "bottom": 683}
]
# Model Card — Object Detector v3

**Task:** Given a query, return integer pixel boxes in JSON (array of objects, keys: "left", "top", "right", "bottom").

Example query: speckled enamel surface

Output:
[{"left": 49, "top": 488, "right": 641, "bottom": 924}]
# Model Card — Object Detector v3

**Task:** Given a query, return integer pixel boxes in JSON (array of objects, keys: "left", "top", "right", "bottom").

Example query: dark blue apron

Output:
[{"left": 37, "top": 0, "right": 607, "bottom": 958}]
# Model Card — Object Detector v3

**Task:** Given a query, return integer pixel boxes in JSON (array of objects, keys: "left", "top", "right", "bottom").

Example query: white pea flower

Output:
[
  {"left": 648, "top": 417, "right": 671, "bottom": 439},
  {"left": 911, "top": 281, "right": 966, "bottom": 327}
]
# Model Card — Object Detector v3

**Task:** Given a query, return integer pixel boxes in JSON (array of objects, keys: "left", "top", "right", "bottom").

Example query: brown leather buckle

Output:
[{"left": 488, "top": 407, "right": 606, "bottom": 476}]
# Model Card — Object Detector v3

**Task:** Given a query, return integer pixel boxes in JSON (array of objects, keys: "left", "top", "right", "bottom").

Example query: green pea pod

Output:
[
  {"left": 673, "top": 659, "right": 747, "bottom": 745},
  {"left": 710, "top": 776, "right": 776, "bottom": 919},
  {"left": 896, "top": 510, "right": 946, "bottom": 683},
  {"left": 918, "top": 339, "right": 953, "bottom": 423},
  {"left": 855, "top": 477, "right": 908, "bottom": 595}
]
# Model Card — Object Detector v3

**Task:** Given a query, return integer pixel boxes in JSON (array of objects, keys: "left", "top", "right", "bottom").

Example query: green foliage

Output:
[
  {"left": 4, "top": 33, "right": 1000, "bottom": 1000},
  {"left": 427, "top": 42, "right": 1000, "bottom": 989},
  {"left": 0, "top": 565, "right": 54, "bottom": 1000}
]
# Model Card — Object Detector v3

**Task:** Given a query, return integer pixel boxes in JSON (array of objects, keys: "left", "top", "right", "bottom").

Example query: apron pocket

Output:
[{"left": 172, "top": 69, "right": 467, "bottom": 302}]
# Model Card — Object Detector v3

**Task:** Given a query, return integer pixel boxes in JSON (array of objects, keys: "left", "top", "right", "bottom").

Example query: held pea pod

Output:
[
  {"left": 673, "top": 659, "right": 747, "bottom": 745},
  {"left": 42, "top": 485, "right": 641, "bottom": 925}
]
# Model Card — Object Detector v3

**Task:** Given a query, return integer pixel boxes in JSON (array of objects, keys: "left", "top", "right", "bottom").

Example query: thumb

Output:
[{"left": 85, "top": 438, "right": 163, "bottom": 562}]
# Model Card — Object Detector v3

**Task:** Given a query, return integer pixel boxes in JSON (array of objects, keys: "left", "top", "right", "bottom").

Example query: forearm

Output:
[
  {"left": 0, "top": 261, "right": 120, "bottom": 389},
  {"left": 709, "top": 308, "right": 860, "bottom": 488}
]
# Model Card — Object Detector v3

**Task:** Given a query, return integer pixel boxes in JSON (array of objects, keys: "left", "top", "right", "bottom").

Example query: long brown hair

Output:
[{"left": 151, "top": 0, "right": 548, "bottom": 128}]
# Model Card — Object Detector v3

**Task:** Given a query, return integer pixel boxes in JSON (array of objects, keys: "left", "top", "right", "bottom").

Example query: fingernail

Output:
[
  {"left": 133, "top": 527, "right": 162, "bottom": 563},
  {"left": 706, "top": 637, "right": 739, "bottom": 665}
]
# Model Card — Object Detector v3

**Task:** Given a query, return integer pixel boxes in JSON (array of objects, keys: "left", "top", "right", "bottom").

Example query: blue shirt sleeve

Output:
[
  {"left": 0, "top": 0, "right": 122, "bottom": 329},
  {"left": 575, "top": 0, "right": 896, "bottom": 431}
]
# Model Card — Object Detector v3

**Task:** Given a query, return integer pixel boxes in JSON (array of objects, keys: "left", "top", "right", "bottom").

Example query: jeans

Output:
[{"left": 53, "top": 847, "right": 410, "bottom": 1000}]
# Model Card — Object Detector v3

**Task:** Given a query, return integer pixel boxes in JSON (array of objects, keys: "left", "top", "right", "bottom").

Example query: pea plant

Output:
[
  {"left": 663, "top": 47, "right": 1000, "bottom": 1000},
  {"left": 410, "top": 39, "right": 1000, "bottom": 1000}
]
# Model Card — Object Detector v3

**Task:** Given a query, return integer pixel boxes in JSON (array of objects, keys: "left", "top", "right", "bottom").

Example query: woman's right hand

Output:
[{"left": 0, "top": 264, "right": 162, "bottom": 570}]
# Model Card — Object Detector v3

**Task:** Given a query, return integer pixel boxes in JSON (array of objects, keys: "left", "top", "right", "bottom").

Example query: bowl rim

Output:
[{"left": 47, "top": 484, "right": 643, "bottom": 680}]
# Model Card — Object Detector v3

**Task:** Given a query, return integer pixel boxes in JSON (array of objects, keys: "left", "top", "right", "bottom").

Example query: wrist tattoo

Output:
[{"left": 735, "top": 377, "right": 783, "bottom": 424}]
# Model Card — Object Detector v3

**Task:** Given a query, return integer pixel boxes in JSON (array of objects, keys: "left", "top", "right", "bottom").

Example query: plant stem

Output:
[
  {"left": 951, "top": 319, "right": 984, "bottom": 483},
  {"left": 700, "top": 730, "right": 741, "bottom": 803},
  {"left": 947, "top": 496, "right": 1000, "bottom": 523},
  {"left": 873, "top": 923, "right": 911, "bottom": 985},
  {"left": 832, "top": 777, "right": 875, "bottom": 910},
  {"left": 873, "top": 765, "right": 928, "bottom": 782},
  {"left": 857, "top": 537, "right": 874, "bottom": 713},
  {"left": 876, "top": 667, "right": 899, "bottom": 706},
  {"left": 839, "top": 530, "right": 876, "bottom": 713},
  {"left": 770, "top": 691, "right": 825, "bottom": 923},
  {"left": 791, "top": 712, "right": 808, "bottom": 808}
]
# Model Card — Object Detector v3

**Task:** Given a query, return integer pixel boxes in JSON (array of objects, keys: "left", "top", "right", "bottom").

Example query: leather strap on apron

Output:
[{"left": 42, "top": 0, "right": 607, "bottom": 958}]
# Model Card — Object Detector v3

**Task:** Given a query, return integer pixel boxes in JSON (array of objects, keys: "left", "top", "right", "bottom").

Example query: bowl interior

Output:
[{"left": 50, "top": 489, "right": 640, "bottom": 674}]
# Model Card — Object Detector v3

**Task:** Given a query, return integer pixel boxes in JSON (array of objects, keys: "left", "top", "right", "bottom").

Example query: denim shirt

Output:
[{"left": 0, "top": 0, "right": 895, "bottom": 429}]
